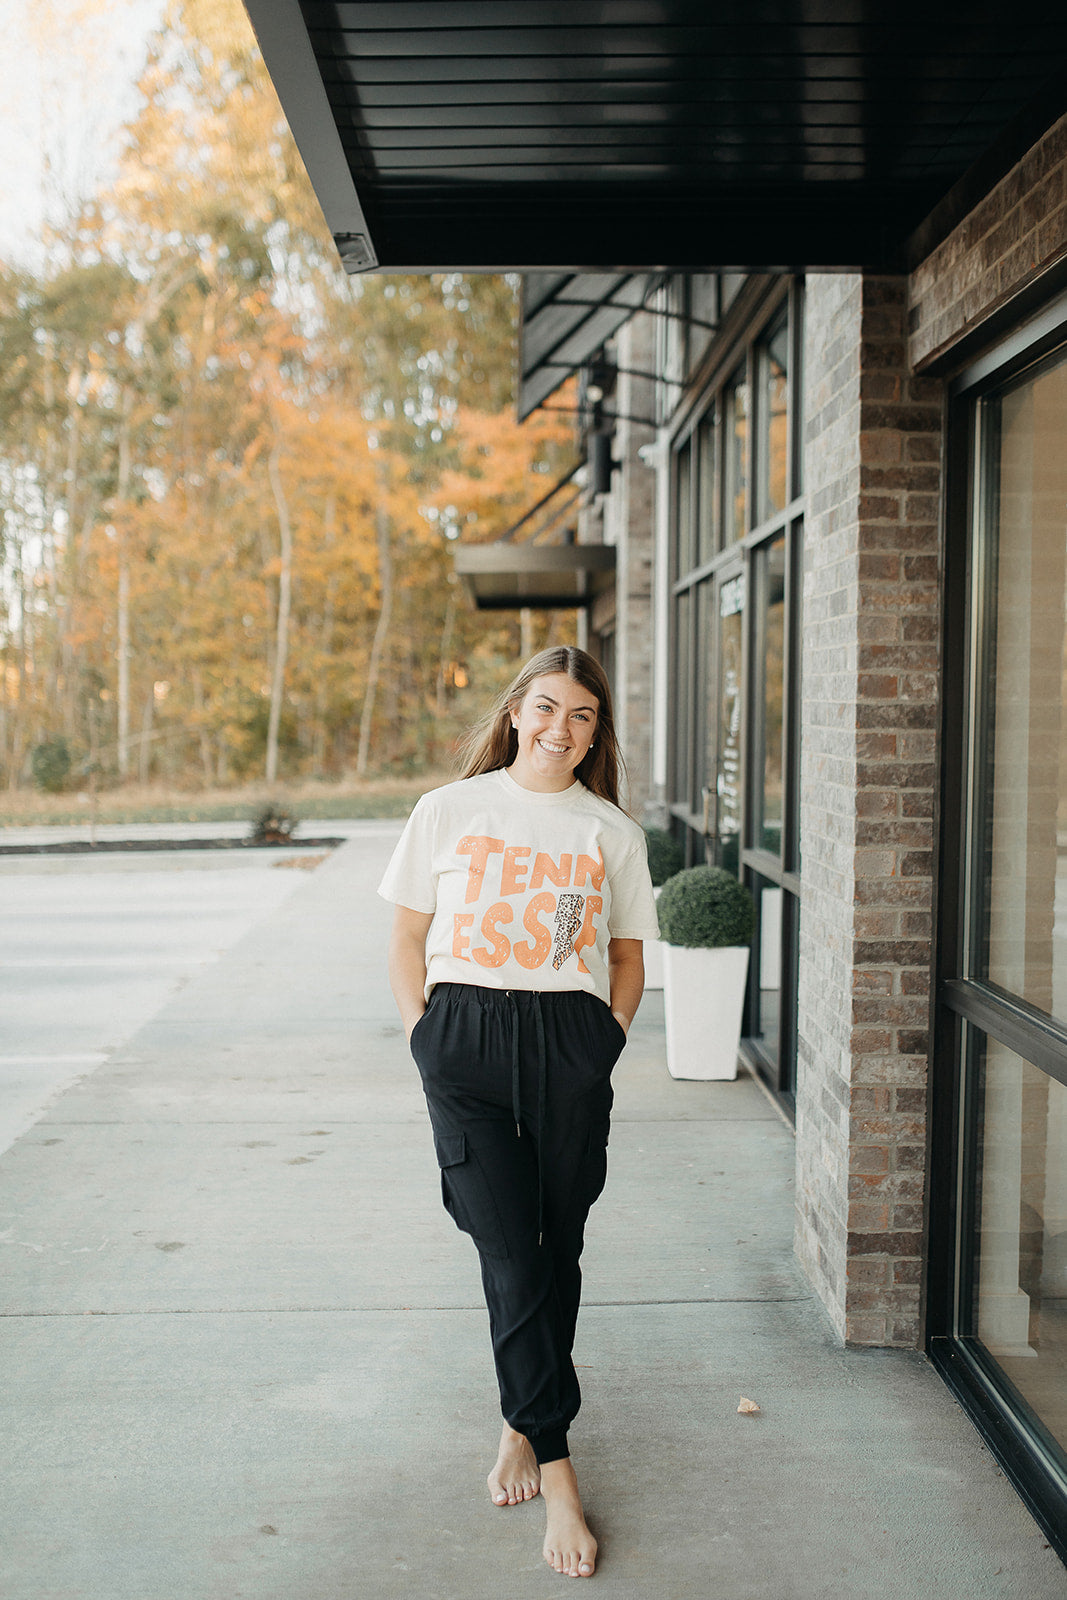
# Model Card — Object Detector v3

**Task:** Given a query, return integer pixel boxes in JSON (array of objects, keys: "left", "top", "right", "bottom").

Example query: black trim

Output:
[
  {"left": 928, "top": 1338, "right": 1067, "bottom": 1565},
  {"left": 942, "top": 980, "right": 1067, "bottom": 1092},
  {"left": 930, "top": 300, "right": 1067, "bottom": 1567}
]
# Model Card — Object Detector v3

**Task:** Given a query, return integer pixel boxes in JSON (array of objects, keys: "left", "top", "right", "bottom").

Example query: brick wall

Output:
[
  {"left": 798, "top": 275, "right": 942, "bottom": 1346},
  {"left": 910, "top": 113, "right": 1067, "bottom": 370}
]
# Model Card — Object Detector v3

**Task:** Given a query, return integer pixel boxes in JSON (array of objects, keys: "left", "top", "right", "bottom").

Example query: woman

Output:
[{"left": 378, "top": 646, "right": 659, "bottom": 1580}]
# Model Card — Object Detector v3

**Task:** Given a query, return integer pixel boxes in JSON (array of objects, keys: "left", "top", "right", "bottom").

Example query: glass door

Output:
[{"left": 933, "top": 333, "right": 1067, "bottom": 1557}]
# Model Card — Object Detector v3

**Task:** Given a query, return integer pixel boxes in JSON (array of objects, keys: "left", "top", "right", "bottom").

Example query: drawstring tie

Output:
[{"left": 507, "top": 990, "right": 547, "bottom": 1247}]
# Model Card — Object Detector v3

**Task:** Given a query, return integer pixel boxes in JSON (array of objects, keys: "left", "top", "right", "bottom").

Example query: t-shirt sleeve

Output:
[
  {"left": 608, "top": 841, "right": 661, "bottom": 940},
  {"left": 376, "top": 796, "right": 438, "bottom": 913}
]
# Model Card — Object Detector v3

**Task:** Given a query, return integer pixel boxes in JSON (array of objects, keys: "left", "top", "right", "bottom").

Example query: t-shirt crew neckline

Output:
[{"left": 497, "top": 765, "right": 583, "bottom": 804}]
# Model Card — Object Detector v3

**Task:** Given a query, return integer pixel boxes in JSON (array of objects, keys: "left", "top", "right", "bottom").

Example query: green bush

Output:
[
  {"left": 656, "top": 864, "right": 755, "bottom": 948},
  {"left": 643, "top": 825, "right": 684, "bottom": 887},
  {"left": 31, "top": 736, "right": 72, "bottom": 794}
]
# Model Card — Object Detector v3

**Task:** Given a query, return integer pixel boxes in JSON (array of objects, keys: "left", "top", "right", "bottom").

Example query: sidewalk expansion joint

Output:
[{"left": 0, "top": 1294, "right": 815, "bottom": 1318}]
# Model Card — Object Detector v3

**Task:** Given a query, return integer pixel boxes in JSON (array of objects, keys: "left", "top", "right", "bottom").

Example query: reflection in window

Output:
[
  {"left": 674, "top": 590, "right": 692, "bottom": 812},
  {"left": 716, "top": 574, "right": 744, "bottom": 872},
  {"left": 978, "top": 354, "right": 1067, "bottom": 1022},
  {"left": 758, "top": 312, "right": 790, "bottom": 519},
  {"left": 757, "top": 536, "right": 787, "bottom": 854},
  {"left": 697, "top": 410, "right": 719, "bottom": 563},
  {"left": 971, "top": 1031, "right": 1067, "bottom": 1456},
  {"left": 753, "top": 877, "right": 782, "bottom": 1066},
  {"left": 698, "top": 581, "right": 715, "bottom": 817},
  {"left": 676, "top": 439, "right": 694, "bottom": 577},
  {"left": 723, "top": 365, "right": 749, "bottom": 545}
]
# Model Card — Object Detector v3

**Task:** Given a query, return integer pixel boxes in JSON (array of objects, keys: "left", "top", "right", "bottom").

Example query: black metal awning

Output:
[
  {"left": 518, "top": 273, "right": 661, "bottom": 420},
  {"left": 243, "top": 1, "right": 1067, "bottom": 274},
  {"left": 453, "top": 542, "right": 615, "bottom": 611}
]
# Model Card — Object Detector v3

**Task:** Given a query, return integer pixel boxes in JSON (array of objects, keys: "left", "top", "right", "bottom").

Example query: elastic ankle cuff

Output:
[{"left": 527, "top": 1428, "right": 569, "bottom": 1466}]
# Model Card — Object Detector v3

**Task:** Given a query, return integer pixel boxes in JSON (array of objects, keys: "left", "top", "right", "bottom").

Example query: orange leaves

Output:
[
  {"left": 432, "top": 402, "right": 578, "bottom": 545},
  {"left": 0, "top": 2, "right": 548, "bottom": 787}
]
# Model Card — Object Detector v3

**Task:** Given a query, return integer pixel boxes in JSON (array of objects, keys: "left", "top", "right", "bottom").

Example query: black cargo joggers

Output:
[{"left": 408, "top": 981, "right": 627, "bottom": 1466}]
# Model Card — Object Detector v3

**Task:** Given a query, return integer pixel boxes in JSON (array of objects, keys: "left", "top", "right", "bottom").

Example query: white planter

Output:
[
  {"left": 644, "top": 885, "right": 665, "bottom": 989},
  {"left": 662, "top": 943, "right": 750, "bottom": 1080}
]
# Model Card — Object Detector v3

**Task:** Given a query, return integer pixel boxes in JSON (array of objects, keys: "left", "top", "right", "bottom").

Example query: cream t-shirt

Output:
[{"left": 377, "top": 768, "right": 659, "bottom": 1005}]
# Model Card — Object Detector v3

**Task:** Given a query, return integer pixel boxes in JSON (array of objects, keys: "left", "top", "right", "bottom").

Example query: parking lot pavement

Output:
[{"left": 0, "top": 835, "right": 368, "bottom": 1156}]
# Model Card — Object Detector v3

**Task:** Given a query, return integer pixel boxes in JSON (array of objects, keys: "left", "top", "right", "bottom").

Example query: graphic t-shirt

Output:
[{"left": 377, "top": 768, "right": 659, "bottom": 1005}]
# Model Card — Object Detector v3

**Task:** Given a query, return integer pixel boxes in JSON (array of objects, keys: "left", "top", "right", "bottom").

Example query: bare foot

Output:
[
  {"left": 487, "top": 1423, "right": 540, "bottom": 1506},
  {"left": 541, "top": 1457, "right": 597, "bottom": 1577}
]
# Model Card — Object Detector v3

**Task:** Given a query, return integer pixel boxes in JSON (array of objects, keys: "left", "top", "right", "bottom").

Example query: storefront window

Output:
[
  {"left": 674, "top": 588, "right": 692, "bottom": 813},
  {"left": 757, "top": 312, "right": 790, "bottom": 521},
  {"left": 716, "top": 573, "right": 745, "bottom": 873},
  {"left": 755, "top": 536, "right": 787, "bottom": 854},
  {"left": 969, "top": 1030, "right": 1067, "bottom": 1457},
  {"left": 937, "top": 329, "right": 1067, "bottom": 1543},
  {"left": 976, "top": 357, "right": 1067, "bottom": 1022},
  {"left": 667, "top": 283, "right": 802, "bottom": 1107},
  {"left": 696, "top": 410, "right": 720, "bottom": 563},
  {"left": 675, "top": 438, "right": 694, "bottom": 578},
  {"left": 752, "top": 877, "right": 782, "bottom": 1067},
  {"left": 723, "top": 364, "right": 749, "bottom": 545}
]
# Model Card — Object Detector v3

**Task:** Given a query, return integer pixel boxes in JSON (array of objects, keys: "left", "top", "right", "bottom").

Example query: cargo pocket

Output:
[{"left": 434, "top": 1130, "right": 509, "bottom": 1259}]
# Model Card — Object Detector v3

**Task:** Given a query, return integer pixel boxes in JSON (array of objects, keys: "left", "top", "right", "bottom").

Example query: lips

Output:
[{"left": 538, "top": 739, "right": 570, "bottom": 755}]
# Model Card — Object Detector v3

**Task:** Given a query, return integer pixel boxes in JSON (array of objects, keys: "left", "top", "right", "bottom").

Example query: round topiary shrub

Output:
[
  {"left": 656, "top": 864, "right": 755, "bottom": 949},
  {"left": 644, "top": 826, "right": 684, "bottom": 887},
  {"left": 31, "top": 736, "right": 72, "bottom": 794}
]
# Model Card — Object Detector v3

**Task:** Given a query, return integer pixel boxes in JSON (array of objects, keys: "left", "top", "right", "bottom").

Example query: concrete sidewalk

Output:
[{"left": 2, "top": 831, "right": 1063, "bottom": 1599}]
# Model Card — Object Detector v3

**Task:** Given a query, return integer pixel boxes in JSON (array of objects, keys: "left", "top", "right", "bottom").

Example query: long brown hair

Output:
[{"left": 458, "top": 646, "right": 624, "bottom": 807}]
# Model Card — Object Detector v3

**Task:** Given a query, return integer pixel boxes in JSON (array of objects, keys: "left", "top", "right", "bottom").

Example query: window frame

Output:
[
  {"left": 665, "top": 277, "right": 804, "bottom": 1106},
  {"left": 928, "top": 288, "right": 1067, "bottom": 1564}
]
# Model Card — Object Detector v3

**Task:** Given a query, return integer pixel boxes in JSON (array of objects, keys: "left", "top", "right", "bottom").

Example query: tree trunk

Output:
[
  {"left": 115, "top": 387, "right": 133, "bottom": 780},
  {"left": 117, "top": 551, "right": 130, "bottom": 778},
  {"left": 312, "top": 492, "right": 337, "bottom": 775},
  {"left": 192, "top": 671, "right": 214, "bottom": 785},
  {"left": 138, "top": 686, "right": 154, "bottom": 785},
  {"left": 436, "top": 591, "right": 457, "bottom": 723},
  {"left": 265, "top": 434, "right": 293, "bottom": 787},
  {"left": 520, "top": 605, "right": 535, "bottom": 662},
  {"left": 356, "top": 489, "right": 393, "bottom": 779}
]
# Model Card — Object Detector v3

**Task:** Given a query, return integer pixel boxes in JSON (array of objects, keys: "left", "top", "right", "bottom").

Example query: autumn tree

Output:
[{"left": 0, "top": 0, "right": 577, "bottom": 793}]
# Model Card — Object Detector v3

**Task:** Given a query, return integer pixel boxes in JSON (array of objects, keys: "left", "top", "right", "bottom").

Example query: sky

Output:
[{"left": 0, "top": 0, "right": 164, "bottom": 266}]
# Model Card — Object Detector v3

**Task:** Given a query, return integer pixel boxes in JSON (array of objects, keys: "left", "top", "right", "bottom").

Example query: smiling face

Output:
[{"left": 507, "top": 672, "right": 600, "bottom": 793}]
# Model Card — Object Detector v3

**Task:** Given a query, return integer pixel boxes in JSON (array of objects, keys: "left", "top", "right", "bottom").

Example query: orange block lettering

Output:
[
  {"left": 512, "top": 892, "right": 555, "bottom": 970},
  {"left": 452, "top": 913, "right": 474, "bottom": 960},
  {"left": 530, "top": 851, "right": 572, "bottom": 890},
  {"left": 500, "top": 845, "right": 531, "bottom": 896},
  {"left": 574, "top": 895, "right": 603, "bottom": 974},
  {"left": 472, "top": 902, "right": 513, "bottom": 968},
  {"left": 456, "top": 835, "right": 505, "bottom": 903},
  {"left": 574, "top": 849, "right": 605, "bottom": 890}
]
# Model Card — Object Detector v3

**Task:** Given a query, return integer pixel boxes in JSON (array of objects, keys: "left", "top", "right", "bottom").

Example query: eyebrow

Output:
[{"left": 535, "top": 694, "right": 598, "bottom": 713}]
